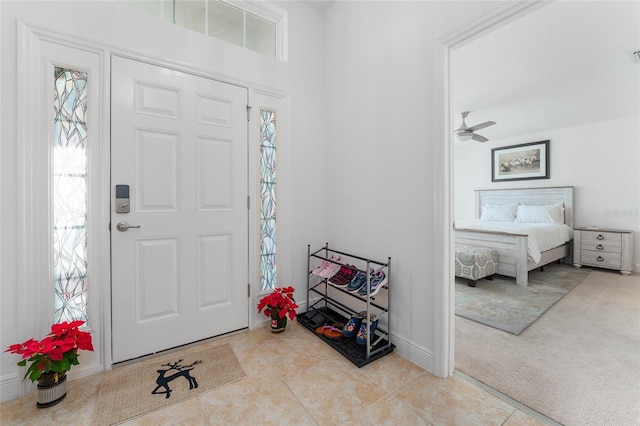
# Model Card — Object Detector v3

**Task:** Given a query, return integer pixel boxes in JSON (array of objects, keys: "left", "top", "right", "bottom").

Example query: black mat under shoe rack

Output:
[{"left": 298, "top": 244, "right": 394, "bottom": 367}]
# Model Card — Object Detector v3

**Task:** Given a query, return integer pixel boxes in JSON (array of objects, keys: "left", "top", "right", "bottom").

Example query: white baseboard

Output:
[
  {"left": 0, "top": 373, "right": 23, "bottom": 403},
  {"left": 390, "top": 332, "right": 434, "bottom": 374},
  {"left": 68, "top": 364, "right": 106, "bottom": 380}
]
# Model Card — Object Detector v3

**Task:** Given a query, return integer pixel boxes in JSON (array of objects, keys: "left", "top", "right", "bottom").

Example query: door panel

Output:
[
  {"left": 136, "top": 237, "right": 181, "bottom": 323},
  {"left": 198, "top": 137, "right": 233, "bottom": 210},
  {"left": 136, "top": 129, "right": 179, "bottom": 211},
  {"left": 111, "top": 56, "right": 248, "bottom": 362}
]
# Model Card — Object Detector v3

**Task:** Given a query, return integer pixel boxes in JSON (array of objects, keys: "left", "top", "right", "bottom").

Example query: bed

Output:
[{"left": 455, "top": 186, "right": 574, "bottom": 287}]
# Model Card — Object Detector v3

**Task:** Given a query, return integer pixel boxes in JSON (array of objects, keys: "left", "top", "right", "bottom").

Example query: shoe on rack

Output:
[
  {"left": 346, "top": 268, "right": 372, "bottom": 293},
  {"left": 358, "top": 268, "right": 388, "bottom": 297},
  {"left": 312, "top": 256, "right": 336, "bottom": 276},
  {"left": 356, "top": 315, "right": 378, "bottom": 345},
  {"left": 315, "top": 322, "right": 344, "bottom": 339},
  {"left": 330, "top": 265, "right": 357, "bottom": 287},
  {"left": 342, "top": 311, "right": 366, "bottom": 337},
  {"left": 318, "top": 257, "right": 343, "bottom": 278},
  {"left": 328, "top": 264, "right": 350, "bottom": 286}
]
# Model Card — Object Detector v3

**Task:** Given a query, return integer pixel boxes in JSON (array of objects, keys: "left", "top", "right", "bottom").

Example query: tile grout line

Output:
[
  {"left": 388, "top": 372, "right": 436, "bottom": 426},
  {"left": 281, "top": 378, "right": 320, "bottom": 426}
]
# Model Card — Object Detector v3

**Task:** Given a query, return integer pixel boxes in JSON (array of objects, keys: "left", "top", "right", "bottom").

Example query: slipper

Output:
[
  {"left": 323, "top": 326, "right": 343, "bottom": 339},
  {"left": 315, "top": 324, "right": 333, "bottom": 335}
]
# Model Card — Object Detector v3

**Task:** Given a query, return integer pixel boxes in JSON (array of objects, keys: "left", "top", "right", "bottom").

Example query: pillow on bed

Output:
[
  {"left": 480, "top": 202, "right": 518, "bottom": 222},
  {"left": 515, "top": 202, "right": 565, "bottom": 224}
]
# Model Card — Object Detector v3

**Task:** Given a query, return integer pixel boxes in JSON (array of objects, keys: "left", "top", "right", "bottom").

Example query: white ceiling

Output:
[{"left": 452, "top": 1, "right": 640, "bottom": 141}]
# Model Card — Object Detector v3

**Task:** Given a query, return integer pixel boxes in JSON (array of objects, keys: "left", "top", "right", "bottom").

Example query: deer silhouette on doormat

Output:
[{"left": 151, "top": 358, "right": 202, "bottom": 399}]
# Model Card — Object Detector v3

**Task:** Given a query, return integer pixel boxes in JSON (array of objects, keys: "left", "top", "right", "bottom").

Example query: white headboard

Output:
[{"left": 474, "top": 186, "right": 574, "bottom": 228}]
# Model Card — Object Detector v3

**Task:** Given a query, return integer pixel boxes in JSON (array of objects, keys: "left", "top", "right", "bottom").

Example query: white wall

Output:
[
  {"left": 455, "top": 115, "right": 640, "bottom": 270},
  {"left": 322, "top": 1, "right": 499, "bottom": 369},
  {"left": 0, "top": 0, "right": 325, "bottom": 401}
]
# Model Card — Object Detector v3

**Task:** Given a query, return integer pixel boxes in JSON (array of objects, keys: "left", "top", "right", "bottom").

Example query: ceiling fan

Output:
[{"left": 455, "top": 111, "right": 496, "bottom": 142}]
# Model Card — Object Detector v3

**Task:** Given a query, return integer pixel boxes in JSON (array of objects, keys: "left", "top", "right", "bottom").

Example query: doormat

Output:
[
  {"left": 455, "top": 263, "right": 591, "bottom": 335},
  {"left": 91, "top": 343, "right": 245, "bottom": 425}
]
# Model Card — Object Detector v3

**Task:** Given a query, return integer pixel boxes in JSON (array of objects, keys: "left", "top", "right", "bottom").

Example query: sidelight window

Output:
[
  {"left": 259, "top": 109, "right": 277, "bottom": 291},
  {"left": 53, "top": 67, "right": 89, "bottom": 323}
]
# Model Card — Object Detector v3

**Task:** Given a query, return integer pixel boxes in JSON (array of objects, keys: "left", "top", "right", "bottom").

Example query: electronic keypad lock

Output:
[{"left": 115, "top": 185, "right": 130, "bottom": 213}]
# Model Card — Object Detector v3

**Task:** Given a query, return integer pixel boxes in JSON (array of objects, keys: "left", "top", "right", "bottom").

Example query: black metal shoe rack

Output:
[{"left": 298, "top": 243, "right": 394, "bottom": 367}]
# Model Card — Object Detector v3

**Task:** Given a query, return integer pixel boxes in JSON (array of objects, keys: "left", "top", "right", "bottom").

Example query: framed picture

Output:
[{"left": 491, "top": 140, "right": 550, "bottom": 182}]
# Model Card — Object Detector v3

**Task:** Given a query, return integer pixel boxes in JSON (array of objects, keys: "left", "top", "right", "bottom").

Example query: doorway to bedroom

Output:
[{"left": 448, "top": 2, "right": 640, "bottom": 425}]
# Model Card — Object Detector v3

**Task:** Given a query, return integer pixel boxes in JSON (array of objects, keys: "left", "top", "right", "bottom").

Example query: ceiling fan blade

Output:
[
  {"left": 467, "top": 121, "right": 496, "bottom": 132},
  {"left": 471, "top": 133, "right": 489, "bottom": 143}
]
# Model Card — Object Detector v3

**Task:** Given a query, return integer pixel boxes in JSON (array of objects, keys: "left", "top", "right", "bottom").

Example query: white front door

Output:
[{"left": 111, "top": 56, "right": 249, "bottom": 362}]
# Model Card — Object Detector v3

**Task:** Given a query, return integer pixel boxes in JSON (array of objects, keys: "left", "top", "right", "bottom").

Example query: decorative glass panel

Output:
[
  {"left": 260, "top": 110, "right": 277, "bottom": 291},
  {"left": 53, "top": 67, "right": 89, "bottom": 323}
]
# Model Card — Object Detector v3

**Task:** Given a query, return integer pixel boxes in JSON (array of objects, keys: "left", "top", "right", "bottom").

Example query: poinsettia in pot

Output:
[
  {"left": 5, "top": 320, "right": 94, "bottom": 408},
  {"left": 257, "top": 286, "right": 298, "bottom": 333}
]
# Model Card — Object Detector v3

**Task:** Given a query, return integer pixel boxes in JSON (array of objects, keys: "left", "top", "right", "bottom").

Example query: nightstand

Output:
[{"left": 573, "top": 227, "right": 634, "bottom": 275}]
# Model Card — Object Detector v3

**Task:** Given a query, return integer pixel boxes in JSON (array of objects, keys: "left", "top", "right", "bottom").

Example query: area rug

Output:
[
  {"left": 91, "top": 343, "right": 246, "bottom": 425},
  {"left": 455, "top": 263, "right": 591, "bottom": 335}
]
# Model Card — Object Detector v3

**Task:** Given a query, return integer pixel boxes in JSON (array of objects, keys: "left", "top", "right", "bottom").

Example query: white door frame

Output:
[
  {"left": 14, "top": 22, "right": 287, "bottom": 380},
  {"left": 16, "top": 23, "right": 110, "bottom": 394},
  {"left": 432, "top": 0, "right": 547, "bottom": 378}
]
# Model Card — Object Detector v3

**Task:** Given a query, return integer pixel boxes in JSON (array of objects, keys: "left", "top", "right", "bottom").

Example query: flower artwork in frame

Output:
[{"left": 491, "top": 140, "right": 550, "bottom": 182}]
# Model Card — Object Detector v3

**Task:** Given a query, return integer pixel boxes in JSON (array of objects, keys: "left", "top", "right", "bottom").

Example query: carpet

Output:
[
  {"left": 455, "top": 270, "right": 640, "bottom": 425},
  {"left": 455, "top": 263, "right": 591, "bottom": 335},
  {"left": 91, "top": 343, "right": 246, "bottom": 425}
]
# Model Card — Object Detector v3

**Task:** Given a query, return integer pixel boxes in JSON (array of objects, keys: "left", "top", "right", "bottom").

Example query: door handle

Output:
[{"left": 116, "top": 221, "right": 141, "bottom": 232}]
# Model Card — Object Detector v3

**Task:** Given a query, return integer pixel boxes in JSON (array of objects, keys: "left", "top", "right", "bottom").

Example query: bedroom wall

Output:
[
  {"left": 0, "top": 0, "right": 325, "bottom": 401},
  {"left": 455, "top": 114, "right": 640, "bottom": 271}
]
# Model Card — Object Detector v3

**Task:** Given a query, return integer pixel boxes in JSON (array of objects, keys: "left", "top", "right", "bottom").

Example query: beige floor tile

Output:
[
  {"left": 0, "top": 373, "right": 102, "bottom": 426},
  {"left": 503, "top": 409, "right": 551, "bottom": 426},
  {"left": 199, "top": 379, "right": 316, "bottom": 425},
  {"left": 0, "top": 390, "right": 37, "bottom": 424},
  {"left": 360, "top": 352, "right": 425, "bottom": 393},
  {"left": 394, "top": 373, "right": 515, "bottom": 425},
  {"left": 340, "top": 394, "right": 430, "bottom": 426},
  {"left": 231, "top": 326, "right": 337, "bottom": 384},
  {"left": 257, "top": 328, "right": 339, "bottom": 374},
  {"left": 283, "top": 357, "right": 388, "bottom": 426}
]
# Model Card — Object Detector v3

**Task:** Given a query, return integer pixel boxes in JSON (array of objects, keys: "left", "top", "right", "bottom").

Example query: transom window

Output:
[{"left": 117, "top": 0, "right": 286, "bottom": 60}]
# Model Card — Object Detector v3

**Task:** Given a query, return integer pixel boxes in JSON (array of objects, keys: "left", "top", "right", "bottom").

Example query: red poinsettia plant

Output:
[
  {"left": 5, "top": 320, "right": 94, "bottom": 382},
  {"left": 257, "top": 286, "right": 298, "bottom": 321}
]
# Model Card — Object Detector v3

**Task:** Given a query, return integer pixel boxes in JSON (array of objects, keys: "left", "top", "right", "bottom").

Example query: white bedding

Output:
[{"left": 455, "top": 220, "right": 573, "bottom": 264}]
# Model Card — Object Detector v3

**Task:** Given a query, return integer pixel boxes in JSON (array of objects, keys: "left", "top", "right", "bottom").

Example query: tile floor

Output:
[{"left": 0, "top": 322, "right": 549, "bottom": 425}]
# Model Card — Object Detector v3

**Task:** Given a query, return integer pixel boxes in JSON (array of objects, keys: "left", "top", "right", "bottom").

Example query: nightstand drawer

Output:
[
  {"left": 581, "top": 231, "right": 621, "bottom": 245},
  {"left": 580, "top": 250, "right": 621, "bottom": 269},
  {"left": 580, "top": 240, "right": 621, "bottom": 253}
]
